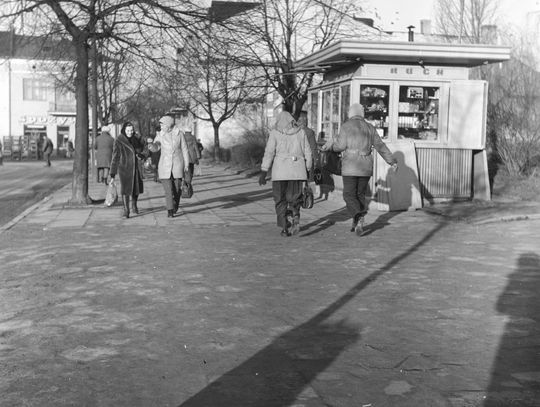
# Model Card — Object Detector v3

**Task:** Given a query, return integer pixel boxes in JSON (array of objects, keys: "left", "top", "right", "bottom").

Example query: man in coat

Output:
[
  {"left": 94, "top": 125, "right": 114, "bottom": 184},
  {"left": 42, "top": 136, "right": 54, "bottom": 167},
  {"left": 259, "top": 111, "right": 312, "bottom": 237},
  {"left": 148, "top": 115, "right": 190, "bottom": 218},
  {"left": 322, "top": 103, "right": 397, "bottom": 235},
  {"left": 183, "top": 130, "right": 201, "bottom": 182}
]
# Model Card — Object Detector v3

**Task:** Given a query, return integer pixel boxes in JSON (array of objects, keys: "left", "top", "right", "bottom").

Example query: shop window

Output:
[
  {"left": 23, "top": 78, "right": 50, "bottom": 101},
  {"left": 340, "top": 84, "right": 350, "bottom": 123},
  {"left": 321, "top": 87, "right": 346, "bottom": 141},
  {"left": 397, "top": 85, "right": 439, "bottom": 141},
  {"left": 309, "top": 92, "right": 318, "bottom": 134},
  {"left": 360, "top": 84, "right": 390, "bottom": 140}
]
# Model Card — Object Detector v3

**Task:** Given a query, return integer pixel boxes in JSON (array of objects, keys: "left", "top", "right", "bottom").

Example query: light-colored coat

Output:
[
  {"left": 261, "top": 123, "right": 313, "bottom": 181},
  {"left": 151, "top": 126, "right": 190, "bottom": 179},
  {"left": 332, "top": 115, "right": 395, "bottom": 177}
]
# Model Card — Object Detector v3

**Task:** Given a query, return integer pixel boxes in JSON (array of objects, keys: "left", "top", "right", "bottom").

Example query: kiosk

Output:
[{"left": 296, "top": 40, "right": 511, "bottom": 211}]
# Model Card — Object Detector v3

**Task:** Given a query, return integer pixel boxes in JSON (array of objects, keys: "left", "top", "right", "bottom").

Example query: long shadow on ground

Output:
[{"left": 179, "top": 221, "right": 446, "bottom": 406}]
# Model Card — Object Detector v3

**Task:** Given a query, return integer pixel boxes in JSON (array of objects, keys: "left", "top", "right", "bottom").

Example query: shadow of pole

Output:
[{"left": 179, "top": 221, "right": 447, "bottom": 406}]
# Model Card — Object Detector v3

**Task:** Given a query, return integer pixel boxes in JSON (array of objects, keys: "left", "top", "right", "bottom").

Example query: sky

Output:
[{"left": 364, "top": 0, "right": 540, "bottom": 31}]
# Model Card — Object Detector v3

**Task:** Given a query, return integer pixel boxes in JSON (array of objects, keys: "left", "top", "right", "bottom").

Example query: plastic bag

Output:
[{"left": 104, "top": 181, "right": 118, "bottom": 207}]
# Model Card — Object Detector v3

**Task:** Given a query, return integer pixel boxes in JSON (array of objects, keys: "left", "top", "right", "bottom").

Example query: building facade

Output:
[{"left": 0, "top": 31, "right": 76, "bottom": 160}]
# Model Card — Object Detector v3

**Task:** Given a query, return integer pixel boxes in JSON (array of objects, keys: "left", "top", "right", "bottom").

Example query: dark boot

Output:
[
  {"left": 131, "top": 195, "right": 139, "bottom": 215},
  {"left": 167, "top": 209, "right": 174, "bottom": 218},
  {"left": 122, "top": 195, "right": 130, "bottom": 218},
  {"left": 290, "top": 214, "right": 300, "bottom": 236}
]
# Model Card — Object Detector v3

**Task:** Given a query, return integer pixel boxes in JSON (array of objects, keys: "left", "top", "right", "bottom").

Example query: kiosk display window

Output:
[
  {"left": 360, "top": 84, "right": 390, "bottom": 139},
  {"left": 397, "top": 85, "right": 440, "bottom": 141}
]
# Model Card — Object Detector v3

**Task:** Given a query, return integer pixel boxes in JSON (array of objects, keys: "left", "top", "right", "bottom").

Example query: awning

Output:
[{"left": 295, "top": 39, "right": 512, "bottom": 71}]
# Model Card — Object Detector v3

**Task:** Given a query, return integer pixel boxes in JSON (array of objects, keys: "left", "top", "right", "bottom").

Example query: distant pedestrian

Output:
[
  {"left": 109, "top": 122, "right": 147, "bottom": 218},
  {"left": 297, "top": 111, "right": 318, "bottom": 185},
  {"left": 0, "top": 139, "right": 3, "bottom": 166},
  {"left": 148, "top": 115, "right": 190, "bottom": 218},
  {"left": 196, "top": 139, "right": 204, "bottom": 176},
  {"left": 184, "top": 130, "right": 201, "bottom": 182},
  {"left": 67, "top": 140, "right": 74, "bottom": 158},
  {"left": 259, "top": 111, "right": 312, "bottom": 237},
  {"left": 94, "top": 125, "right": 114, "bottom": 184},
  {"left": 321, "top": 103, "right": 397, "bottom": 235},
  {"left": 42, "top": 136, "right": 53, "bottom": 167}
]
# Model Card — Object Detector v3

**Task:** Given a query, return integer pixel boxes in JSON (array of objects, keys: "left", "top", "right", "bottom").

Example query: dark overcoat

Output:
[
  {"left": 110, "top": 134, "right": 145, "bottom": 196},
  {"left": 95, "top": 131, "right": 114, "bottom": 168}
]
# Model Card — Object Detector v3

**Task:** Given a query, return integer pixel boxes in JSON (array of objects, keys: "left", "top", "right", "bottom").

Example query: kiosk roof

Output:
[{"left": 295, "top": 39, "right": 511, "bottom": 71}]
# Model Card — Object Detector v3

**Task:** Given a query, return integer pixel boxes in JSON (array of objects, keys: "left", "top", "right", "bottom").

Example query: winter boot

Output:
[{"left": 122, "top": 195, "right": 130, "bottom": 219}]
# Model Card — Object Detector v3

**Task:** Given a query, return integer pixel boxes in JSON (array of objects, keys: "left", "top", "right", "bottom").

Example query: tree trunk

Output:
[
  {"left": 213, "top": 123, "right": 221, "bottom": 161},
  {"left": 69, "top": 36, "right": 92, "bottom": 205}
]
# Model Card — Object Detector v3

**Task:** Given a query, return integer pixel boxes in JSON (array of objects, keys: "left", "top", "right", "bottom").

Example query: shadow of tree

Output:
[
  {"left": 485, "top": 252, "right": 540, "bottom": 406},
  {"left": 178, "top": 221, "right": 446, "bottom": 406}
]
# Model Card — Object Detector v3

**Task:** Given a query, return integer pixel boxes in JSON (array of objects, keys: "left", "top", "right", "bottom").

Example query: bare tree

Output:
[
  {"left": 434, "top": 0, "right": 500, "bottom": 43},
  {"left": 173, "top": 30, "right": 266, "bottom": 161},
  {"left": 229, "top": 0, "right": 372, "bottom": 119},
  {"left": 484, "top": 38, "right": 540, "bottom": 176},
  {"left": 1, "top": 0, "right": 208, "bottom": 204}
]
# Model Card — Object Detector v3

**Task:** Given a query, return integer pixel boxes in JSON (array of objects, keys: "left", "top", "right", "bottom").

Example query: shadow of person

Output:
[
  {"left": 360, "top": 211, "right": 402, "bottom": 236},
  {"left": 485, "top": 252, "right": 540, "bottom": 406},
  {"left": 299, "top": 207, "right": 350, "bottom": 237},
  {"left": 371, "top": 150, "right": 433, "bottom": 215}
]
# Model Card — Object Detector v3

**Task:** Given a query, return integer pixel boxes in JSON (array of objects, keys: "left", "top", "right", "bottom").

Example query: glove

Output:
[{"left": 258, "top": 171, "right": 267, "bottom": 186}]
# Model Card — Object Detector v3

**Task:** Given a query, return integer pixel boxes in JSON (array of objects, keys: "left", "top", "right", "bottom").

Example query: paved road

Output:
[
  {"left": 0, "top": 160, "right": 73, "bottom": 226},
  {"left": 1, "top": 163, "right": 540, "bottom": 406}
]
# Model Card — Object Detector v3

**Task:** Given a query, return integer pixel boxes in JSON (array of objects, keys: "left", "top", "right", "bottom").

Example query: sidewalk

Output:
[{"left": 1, "top": 163, "right": 540, "bottom": 407}]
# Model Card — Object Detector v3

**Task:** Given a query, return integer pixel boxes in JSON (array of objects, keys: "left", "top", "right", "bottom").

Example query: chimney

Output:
[
  {"left": 420, "top": 19, "right": 432, "bottom": 35},
  {"left": 407, "top": 25, "right": 415, "bottom": 42}
]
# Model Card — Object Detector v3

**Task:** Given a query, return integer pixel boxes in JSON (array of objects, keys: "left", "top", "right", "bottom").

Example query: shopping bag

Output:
[
  {"left": 104, "top": 181, "right": 118, "bottom": 207},
  {"left": 301, "top": 182, "right": 314, "bottom": 209},
  {"left": 321, "top": 150, "right": 342, "bottom": 175},
  {"left": 181, "top": 181, "right": 193, "bottom": 198}
]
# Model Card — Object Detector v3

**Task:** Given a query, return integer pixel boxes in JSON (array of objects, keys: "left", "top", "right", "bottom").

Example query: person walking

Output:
[
  {"left": 259, "top": 111, "right": 312, "bottom": 237},
  {"left": 321, "top": 103, "right": 397, "bottom": 235},
  {"left": 183, "top": 130, "right": 201, "bottom": 182},
  {"left": 109, "top": 122, "right": 147, "bottom": 218},
  {"left": 42, "top": 135, "right": 54, "bottom": 167},
  {"left": 94, "top": 125, "right": 114, "bottom": 184},
  {"left": 148, "top": 115, "right": 190, "bottom": 218}
]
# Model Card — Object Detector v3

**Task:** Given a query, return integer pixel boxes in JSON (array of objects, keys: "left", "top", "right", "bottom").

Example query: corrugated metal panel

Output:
[{"left": 416, "top": 148, "right": 472, "bottom": 199}]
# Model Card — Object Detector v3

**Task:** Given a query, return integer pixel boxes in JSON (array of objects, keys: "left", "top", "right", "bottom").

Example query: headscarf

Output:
[
  {"left": 348, "top": 103, "right": 365, "bottom": 118},
  {"left": 274, "top": 111, "right": 297, "bottom": 133}
]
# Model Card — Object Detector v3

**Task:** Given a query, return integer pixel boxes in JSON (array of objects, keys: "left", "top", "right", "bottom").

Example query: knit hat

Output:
[
  {"left": 159, "top": 115, "right": 175, "bottom": 129},
  {"left": 349, "top": 103, "right": 365, "bottom": 118}
]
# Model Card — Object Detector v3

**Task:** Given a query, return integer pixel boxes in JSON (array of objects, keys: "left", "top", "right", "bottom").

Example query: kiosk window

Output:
[
  {"left": 321, "top": 87, "right": 345, "bottom": 140},
  {"left": 397, "top": 85, "right": 440, "bottom": 141},
  {"left": 360, "top": 84, "right": 390, "bottom": 139}
]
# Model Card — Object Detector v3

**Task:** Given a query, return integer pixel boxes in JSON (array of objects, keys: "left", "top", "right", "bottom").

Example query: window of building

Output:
[
  {"left": 320, "top": 85, "right": 350, "bottom": 140},
  {"left": 23, "top": 78, "right": 50, "bottom": 101},
  {"left": 360, "top": 84, "right": 390, "bottom": 140}
]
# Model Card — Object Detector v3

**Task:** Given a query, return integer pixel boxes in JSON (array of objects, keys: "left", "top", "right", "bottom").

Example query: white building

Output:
[{"left": 0, "top": 31, "right": 76, "bottom": 160}]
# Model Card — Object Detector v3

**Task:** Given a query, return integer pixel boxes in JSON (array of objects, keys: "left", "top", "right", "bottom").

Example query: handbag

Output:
[
  {"left": 301, "top": 182, "right": 314, "bottom": 209},
  {"left": 181, "top": 180, "right": 193, "bottom": 198},
  {"left": 320, "top": 150, "right": 342, "bottom": 175},
  {"left": 104, "top": 181, "right": 118, "bottom": 207}
]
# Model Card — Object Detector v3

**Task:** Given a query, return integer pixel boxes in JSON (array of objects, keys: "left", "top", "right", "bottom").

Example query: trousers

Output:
[
  {"left": 272, "top": 180, "right": 303, "bottom": 229},
  {"left": 342, "top": 175, "right": 371, "bottom": 219}
]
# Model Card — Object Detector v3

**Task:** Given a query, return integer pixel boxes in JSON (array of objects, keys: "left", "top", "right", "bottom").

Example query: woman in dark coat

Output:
[
  {"left": 109, "top": 122, "right": 147, "bottom": 218},
  {"left": 94, "top": 126, "right": 114, "bottom": 184}
]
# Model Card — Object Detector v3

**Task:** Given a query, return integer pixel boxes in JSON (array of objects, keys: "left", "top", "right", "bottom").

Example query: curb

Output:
[
  {"left": 0, "top": 194, "right": 53, "bottom": 234},
  {"left": 471, "top": 212, "right": 540, "bottom": 225}
]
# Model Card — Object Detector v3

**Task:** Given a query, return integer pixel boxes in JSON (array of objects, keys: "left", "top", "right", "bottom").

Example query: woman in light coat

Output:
[
  {"left": 149, "top": 115, "right": 190, "bottom": 218},
  {"left": 259, "top": 111, "right": 312, "bottom": 237}
]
